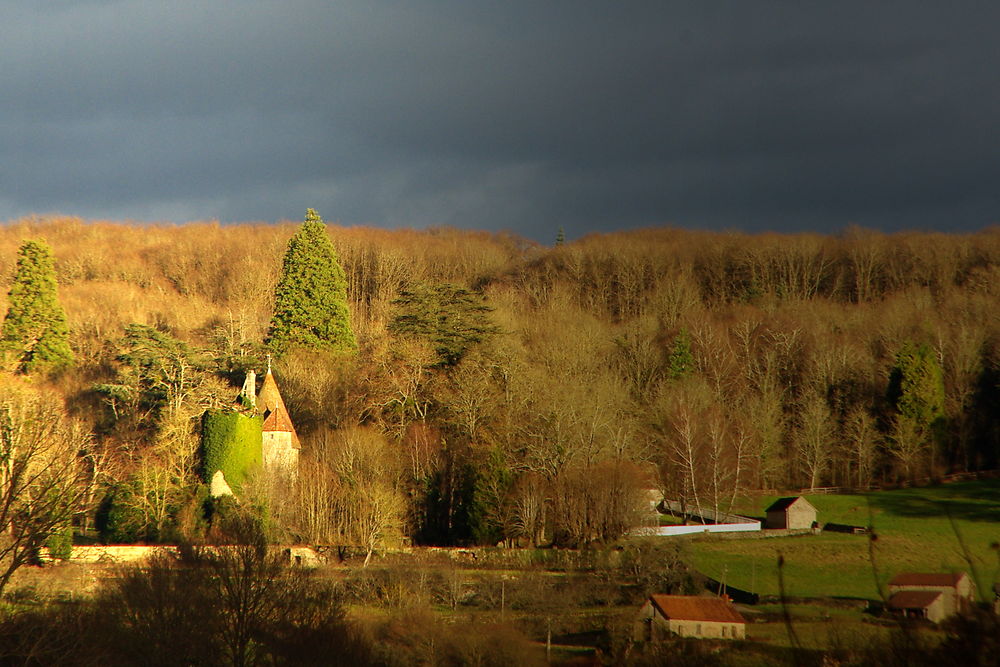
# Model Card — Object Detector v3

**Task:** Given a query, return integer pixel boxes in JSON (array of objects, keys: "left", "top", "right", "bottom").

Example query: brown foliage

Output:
[{"left": 3, "top": 216, "right": 1000, "bottom": 544}]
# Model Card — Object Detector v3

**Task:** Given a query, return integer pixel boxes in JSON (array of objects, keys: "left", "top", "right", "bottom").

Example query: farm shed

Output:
[
  {"left": 887, "top": 572, "right": 973, "bottom": 620},
  {"left": 887, "top": 590, "right": 947, "bottom": 623},
  {"left": 636, "top": 595, "right": 746, "bottom": 641},
  {"left": 764, "top": 496, "right": 817, "bottom": 530}
]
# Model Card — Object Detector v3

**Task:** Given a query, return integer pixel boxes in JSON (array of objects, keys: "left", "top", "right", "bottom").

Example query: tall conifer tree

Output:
[
  {"left": 1, "top": 240, "right": 74, "bottom": 373},
  {"left": 666, "top": 329, "right": 694, "bottom": 380},
  {"left": 888, "top": 341, "right": 945, "bottom": 429},
  {"left": 266, "top": 209, "right": 356, "bottom": 354}
]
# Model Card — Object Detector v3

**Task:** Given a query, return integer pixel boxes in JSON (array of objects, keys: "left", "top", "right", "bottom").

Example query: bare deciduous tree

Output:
[
  {"left": 0, "top": 376, "right": 90, "bottom": 595},
  {"left": 796, "top": 393, "right": 835, "bottom": 491}
]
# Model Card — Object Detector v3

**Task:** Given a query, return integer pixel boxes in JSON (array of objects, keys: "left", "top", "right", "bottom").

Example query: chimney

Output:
[{"left": 241, "top": 370, "right": 257, "bottom": 410}]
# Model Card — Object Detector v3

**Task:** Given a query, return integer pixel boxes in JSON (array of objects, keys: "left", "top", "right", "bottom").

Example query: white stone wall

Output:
[
  {"left": 38, "top": 545, "right": 178, "bottom": 565},
  {"left": 262, "top": 432, "right": 299, "bottom": 475}
]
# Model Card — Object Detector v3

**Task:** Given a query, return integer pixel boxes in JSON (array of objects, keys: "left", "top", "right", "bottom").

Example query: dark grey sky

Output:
[{"left": 2, "top": 2, "right": 999, "bottom": 241}]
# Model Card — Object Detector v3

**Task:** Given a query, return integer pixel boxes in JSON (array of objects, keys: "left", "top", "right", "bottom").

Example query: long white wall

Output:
[{"left": 636, "top": 521, "right": 762, "bottom": 537}]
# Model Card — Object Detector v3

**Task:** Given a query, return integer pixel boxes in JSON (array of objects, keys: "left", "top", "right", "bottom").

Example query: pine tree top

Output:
[
  {"left": 1, "top": 240, "right": 74, "bottom": 373},
  {"left": 266, "top": 210, "right": 357, "bottom": 355}
]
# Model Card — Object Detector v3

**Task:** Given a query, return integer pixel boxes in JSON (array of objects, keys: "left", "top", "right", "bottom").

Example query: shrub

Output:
[
  {"left": 44, "top": 525, "right": 73, "bottom": 561},
  {"left": 95, "top": 482, "right": 148, "bottom": 544}
]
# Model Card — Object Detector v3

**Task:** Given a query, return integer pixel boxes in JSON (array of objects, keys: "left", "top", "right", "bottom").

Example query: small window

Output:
[
  {"left": 722, "top": 625, "right": 728, "bottom": 637},
  {"left": 696, "top": 624, "right": 702, "bottom": 636}
]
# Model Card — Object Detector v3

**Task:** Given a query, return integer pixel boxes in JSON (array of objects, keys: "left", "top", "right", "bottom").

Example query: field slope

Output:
[{"left": 685, "top": 480, "right": 1000, "bottom": 600}]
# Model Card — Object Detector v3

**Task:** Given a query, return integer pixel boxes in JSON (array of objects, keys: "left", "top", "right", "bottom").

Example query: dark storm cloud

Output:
[{"left": 1, "top": 2, "right": 998, "bottom": 239}]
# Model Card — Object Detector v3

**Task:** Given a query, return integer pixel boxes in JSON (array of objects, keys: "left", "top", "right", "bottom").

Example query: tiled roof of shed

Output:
[
  {"left": 888, "top": 590, "right": 943, "bottom": 610},
  {"left": 649, "top": 595, "right": 746, "bottom": 624},
  {"left": 889, "top": 572, "right": 966, "bottom": 588}
]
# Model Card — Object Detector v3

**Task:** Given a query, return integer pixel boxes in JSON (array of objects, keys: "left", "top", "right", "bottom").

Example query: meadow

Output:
[{"left": 685, "top": 479, "right": 1000, "bottom": 600}]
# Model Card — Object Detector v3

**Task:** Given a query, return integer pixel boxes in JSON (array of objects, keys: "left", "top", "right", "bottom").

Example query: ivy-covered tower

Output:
[{"left": 201, "top": 366, "right": 299, "bottom": 498}]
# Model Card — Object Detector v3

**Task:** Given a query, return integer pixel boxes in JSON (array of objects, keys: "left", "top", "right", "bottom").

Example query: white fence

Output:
[
  {"left": 637, "top": 521, "right": 762, "bottom": 537},
  {"left": 659, "top": 500, "right": 756, "bottom": 525}
]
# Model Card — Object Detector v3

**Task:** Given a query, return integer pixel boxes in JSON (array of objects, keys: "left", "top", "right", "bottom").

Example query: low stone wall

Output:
[
  {"left": 40, "top": 545, "right": 323, "bottom": 567},
  {"left": 38, "top": 545, "right": 178, "bottom": 565}
]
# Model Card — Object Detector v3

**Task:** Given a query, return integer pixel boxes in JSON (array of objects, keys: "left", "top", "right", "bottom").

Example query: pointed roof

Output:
[
  {"left": 257, "top": 370, "right": 301, "bottom": 449},
  {"left": 765, "top": 496, "right": 816, "bottom": 513}
]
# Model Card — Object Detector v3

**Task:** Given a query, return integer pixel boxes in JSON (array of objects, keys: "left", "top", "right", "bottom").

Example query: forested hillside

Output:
[{"left": 3, "top": 216, "right": 1000, "bottom": 549}]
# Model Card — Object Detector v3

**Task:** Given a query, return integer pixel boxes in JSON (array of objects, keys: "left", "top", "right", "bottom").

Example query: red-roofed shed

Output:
[
  {"left": 637, "top": 595, "right": 746, "bottom": 641},
  {"left": 888, "top": 590, "right": 946, "bottom": 622},
  {"left": 887, "top": 571, "right": 973, "bottom": 621}
]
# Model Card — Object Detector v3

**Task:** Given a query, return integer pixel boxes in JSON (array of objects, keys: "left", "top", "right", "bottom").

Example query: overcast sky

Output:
[{"left": 2, "top": 2, "right": 998, "bottom": 241}]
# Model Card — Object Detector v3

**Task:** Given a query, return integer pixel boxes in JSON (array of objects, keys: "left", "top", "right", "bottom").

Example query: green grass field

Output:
[{"left": 685, "top": 480, "right": 1000, "bottom": 600}]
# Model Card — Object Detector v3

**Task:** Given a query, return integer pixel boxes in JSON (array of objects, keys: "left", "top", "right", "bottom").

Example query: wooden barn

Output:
[
  {"left": 764, "top": 496, "right": 817, "bottom": 530},
  {"left": 636, "top": 595, "right": 746, "bottom": 641}
]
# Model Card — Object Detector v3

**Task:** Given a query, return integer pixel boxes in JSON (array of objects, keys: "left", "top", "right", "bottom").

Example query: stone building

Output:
[
  {"left": 255, "top": 367, "right": 300, "bottom": 477},
  {"left": 636, "top": 595, "right": 746, "bottom": 641},
  {"left": 887, "top": 590, "right": 949, "bottom": 623},
  {"left": 887, "top": 572, "right": 974, "bottom": 622},
  {"left": 764, "top": 496, "right": 817, "bottom": 530}
]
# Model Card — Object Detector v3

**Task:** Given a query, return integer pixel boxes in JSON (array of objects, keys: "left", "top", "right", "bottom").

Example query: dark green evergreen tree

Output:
[
  {"left": 887, "top": 341, "right": 947, "bottom": 475},
  {"left": 94, "top": 324, "right": 209, "bottom": 429},
  {"left": 389, "top": 282, "right": 500, "bottom": 366},
  {"left": 666, "top": 329, "right": 694, "bottom": 380},
  {"left": 0, "top": 240, "right": 74, "bottom": 373},
  {"left": 266, "top": 209, "right": 356, "bottom": 355},
  {"left": 888, "top": 341, "right": 946, "bottom": 429},
  {"left": 555, "top": 227, "right": 565, "bottom": 246}
]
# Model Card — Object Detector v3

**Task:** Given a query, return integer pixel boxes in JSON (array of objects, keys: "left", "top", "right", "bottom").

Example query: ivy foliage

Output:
[
  {"left": 0, "top": 240, "right": 74, "bottom": 373},
  {"left": 266, "top": 209, "right": 356, "bottom": 355},
  {"left": 201, "top": 410, "right": 263, "bottom": 493},
  {"left": 389, "top": 282, "right": 500, "bottom": 366}
]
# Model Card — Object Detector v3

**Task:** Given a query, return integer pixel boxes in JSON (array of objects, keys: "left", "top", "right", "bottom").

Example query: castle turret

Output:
[{"left": 257, "top": 368, "right": 300, "bottom": 476}]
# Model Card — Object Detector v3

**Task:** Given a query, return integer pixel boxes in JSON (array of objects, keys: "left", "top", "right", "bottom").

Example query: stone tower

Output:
[{"left": 256, "top": 367, "right": 300, "bottom": 477}]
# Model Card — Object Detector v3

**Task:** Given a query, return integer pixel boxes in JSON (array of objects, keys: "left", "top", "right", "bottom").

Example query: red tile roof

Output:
[
  {"left": 888, "top": 590, "right": 943, "bottom": 610},
  {"left": 889, "top": 573, "right": 966, "bottom": 588},
  {"left": 649, "top": 595, "right": 746, "bottom": 624},
  {"left": 257, "top": 371, "right": 301, "bottom": 449}
]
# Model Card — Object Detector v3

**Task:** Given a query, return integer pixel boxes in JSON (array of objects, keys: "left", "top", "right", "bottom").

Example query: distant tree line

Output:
[{"left": 0, "top": 217, "right": 998, "bottom": 559}]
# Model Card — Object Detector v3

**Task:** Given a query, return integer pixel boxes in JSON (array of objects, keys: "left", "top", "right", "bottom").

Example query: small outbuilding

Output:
[
  {"left": 887, "top": 590, "right": 947, "bottom": 623},
  {"left": 887, "top": 572, "right": 974, "bottom": 621},
  {"left": 636, "top": 595, "right": 746, "bottom": 641},
  {"left": 764, "top": 496, "right": 817, "bottom": 530}
]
